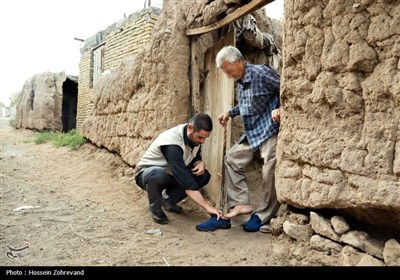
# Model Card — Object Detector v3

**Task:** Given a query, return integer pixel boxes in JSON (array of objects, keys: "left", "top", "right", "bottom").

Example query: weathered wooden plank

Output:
[{"left": 186, "top": 0, "right": 273, "bottom": 36}]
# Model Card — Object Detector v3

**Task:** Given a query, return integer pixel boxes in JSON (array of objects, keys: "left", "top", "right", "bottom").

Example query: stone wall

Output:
[{"left": 277, "top": 0, "right": 400, "bottom": 230}]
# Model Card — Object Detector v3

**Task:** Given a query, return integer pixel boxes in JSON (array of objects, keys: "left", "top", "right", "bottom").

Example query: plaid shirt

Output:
[{"left": 229, "top": 63, "right": 280, "bottom": 150}]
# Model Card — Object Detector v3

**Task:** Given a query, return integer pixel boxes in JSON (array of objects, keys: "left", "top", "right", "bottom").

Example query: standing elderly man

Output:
[
  {"left": 196, "top": 46, "right": 281, "bottom": 232},
  {"left": 134, "top": 113, "right": 226, "bottom": 226}
]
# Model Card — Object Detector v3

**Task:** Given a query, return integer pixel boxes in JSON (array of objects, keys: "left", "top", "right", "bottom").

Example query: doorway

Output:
[{"left": 62, "top": 78, "right": 78, "bottom": 132}]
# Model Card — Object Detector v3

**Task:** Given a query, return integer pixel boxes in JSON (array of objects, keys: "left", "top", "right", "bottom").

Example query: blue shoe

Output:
[
  {"left": 243, "top": 213, "right": 262, "bottom": 232},
  {"left": 196, "top": 215, "right": 231, "bottom": 231}
]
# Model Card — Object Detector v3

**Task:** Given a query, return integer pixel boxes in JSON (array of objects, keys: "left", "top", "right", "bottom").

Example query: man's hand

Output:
[
  {"left": 272, "top": 107, "right": 281, "bottom": 123},
  {"left": 205, "top": 205, "right": 223, "bottom": 220},
  {"left": 218, "top": 112, "right": 230, "bottom": 127},
  {"left": 191, "top": 160, "right": 205, "bottom": 176},
  {"left": 186, "top": 190, "right": 223, "bottom": 219}
]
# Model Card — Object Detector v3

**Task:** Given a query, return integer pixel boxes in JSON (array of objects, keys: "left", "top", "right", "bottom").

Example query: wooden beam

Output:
[{"left": 186, "top": 0, "right": 274, "bottom": 36}]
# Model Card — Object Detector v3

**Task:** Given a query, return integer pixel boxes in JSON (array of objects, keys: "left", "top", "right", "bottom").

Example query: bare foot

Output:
[{"left": 223, "top": 205, "right": 253, "bottom": 219}]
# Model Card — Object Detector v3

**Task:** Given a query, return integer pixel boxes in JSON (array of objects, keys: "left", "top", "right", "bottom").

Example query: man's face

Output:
[
  {"left": 220, "top": 59, "right": 244, "bottom": 80},
  {"left": 188, "top": 126, "right": 210, "bottom": 146}
]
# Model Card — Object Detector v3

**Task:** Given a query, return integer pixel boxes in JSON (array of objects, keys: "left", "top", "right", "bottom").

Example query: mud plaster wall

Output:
[
  {"left": 277, "top": 0, "right": 400, "bottom": 230},
  {"left": 82, "top": 0, "right": 193, "bottom": 167},
  {"left": 77, "top": 8, "right": 160, "bottom": 131},
  {"left": 82, "top": 0, "right": 283, "bottom": 205},
  {"left": 15, "top": 72, "right": 68, "bottom": 131}
]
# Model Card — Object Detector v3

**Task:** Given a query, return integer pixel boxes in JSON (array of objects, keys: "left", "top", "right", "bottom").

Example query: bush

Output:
[
  {"left": 34, "top": 130, "right": 57, "bottom": 144},
  {"left": 34, "top": 129, "right": 86, "bottom": 150}
]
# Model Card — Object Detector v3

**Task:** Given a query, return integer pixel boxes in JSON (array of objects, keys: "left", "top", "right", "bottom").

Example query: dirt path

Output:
[{"left": 1, "top": 118, "right": 339, "bottom": 268}]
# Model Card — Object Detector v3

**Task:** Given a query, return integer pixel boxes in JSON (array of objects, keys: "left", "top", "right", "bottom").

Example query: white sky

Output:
[{"left": 0, "top": 0, "right": 283, "bottom": 106}]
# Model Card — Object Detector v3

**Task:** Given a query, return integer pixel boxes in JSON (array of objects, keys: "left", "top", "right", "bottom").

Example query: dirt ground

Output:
[{"left": 1, "top": 117, "right": 342, "bottom": 268}]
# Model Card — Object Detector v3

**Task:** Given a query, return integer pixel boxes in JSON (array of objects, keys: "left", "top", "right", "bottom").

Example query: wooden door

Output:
[{"left": 201, "top": 30, "right": 235, "bottom": 209}]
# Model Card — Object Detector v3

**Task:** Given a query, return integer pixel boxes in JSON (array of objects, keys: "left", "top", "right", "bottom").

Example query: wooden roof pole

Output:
[{"left": 186, "top": 0, "right": 274, "bottom": 36}]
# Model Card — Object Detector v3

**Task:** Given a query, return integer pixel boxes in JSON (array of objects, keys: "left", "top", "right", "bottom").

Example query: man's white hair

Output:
[{"left": 215, "top": 46, "right": 243, "bottom": 68}]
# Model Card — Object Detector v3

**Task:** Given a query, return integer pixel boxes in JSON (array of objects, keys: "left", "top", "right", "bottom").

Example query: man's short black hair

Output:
[{"left": 189, "top": 113, "right": 213, "bottom": 132}]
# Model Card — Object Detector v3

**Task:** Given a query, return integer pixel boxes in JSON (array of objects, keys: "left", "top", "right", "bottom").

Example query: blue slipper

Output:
[
  {"left": 243, "top": 213, "right": 262, "bottom": 232},
  {"left": 196, "top": 215, "right": 231, "bottom": 231}
]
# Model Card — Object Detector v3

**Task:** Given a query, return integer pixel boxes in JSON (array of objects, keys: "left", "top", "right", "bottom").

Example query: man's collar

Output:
[
  {"left": 183, "top": 124, "right": 188, "bottom": 145},
  {"left": 241, "top": 62, "right": 252, "bottom": 84},
  {"left": 183, "top": 124, "right": 195, "bottom": 148}
]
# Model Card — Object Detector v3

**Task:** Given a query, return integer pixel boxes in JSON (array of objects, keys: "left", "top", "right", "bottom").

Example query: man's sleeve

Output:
[
  {"left": 160, "top": 145, "right": 199, "bottom": 190},
  {"left": 229, "top": 105, "right": 240, "bottom": 117},
  {"left": 266, "top": 67, "right": 280, "bottom": 95}
]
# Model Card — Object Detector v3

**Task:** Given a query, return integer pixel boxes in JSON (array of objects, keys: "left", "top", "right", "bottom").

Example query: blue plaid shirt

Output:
[{"left": 229, "top": 63, "right": 280, "bottom": 150}]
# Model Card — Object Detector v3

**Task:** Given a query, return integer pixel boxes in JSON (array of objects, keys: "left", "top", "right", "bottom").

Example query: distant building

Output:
[{"left": 15, "top": 72, "right": 78, "bottom": 132}]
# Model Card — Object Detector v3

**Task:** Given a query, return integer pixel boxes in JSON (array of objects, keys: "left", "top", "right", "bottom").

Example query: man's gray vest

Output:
[{"left": 134, "top": 124, "right": 201, "bottom": 177}]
